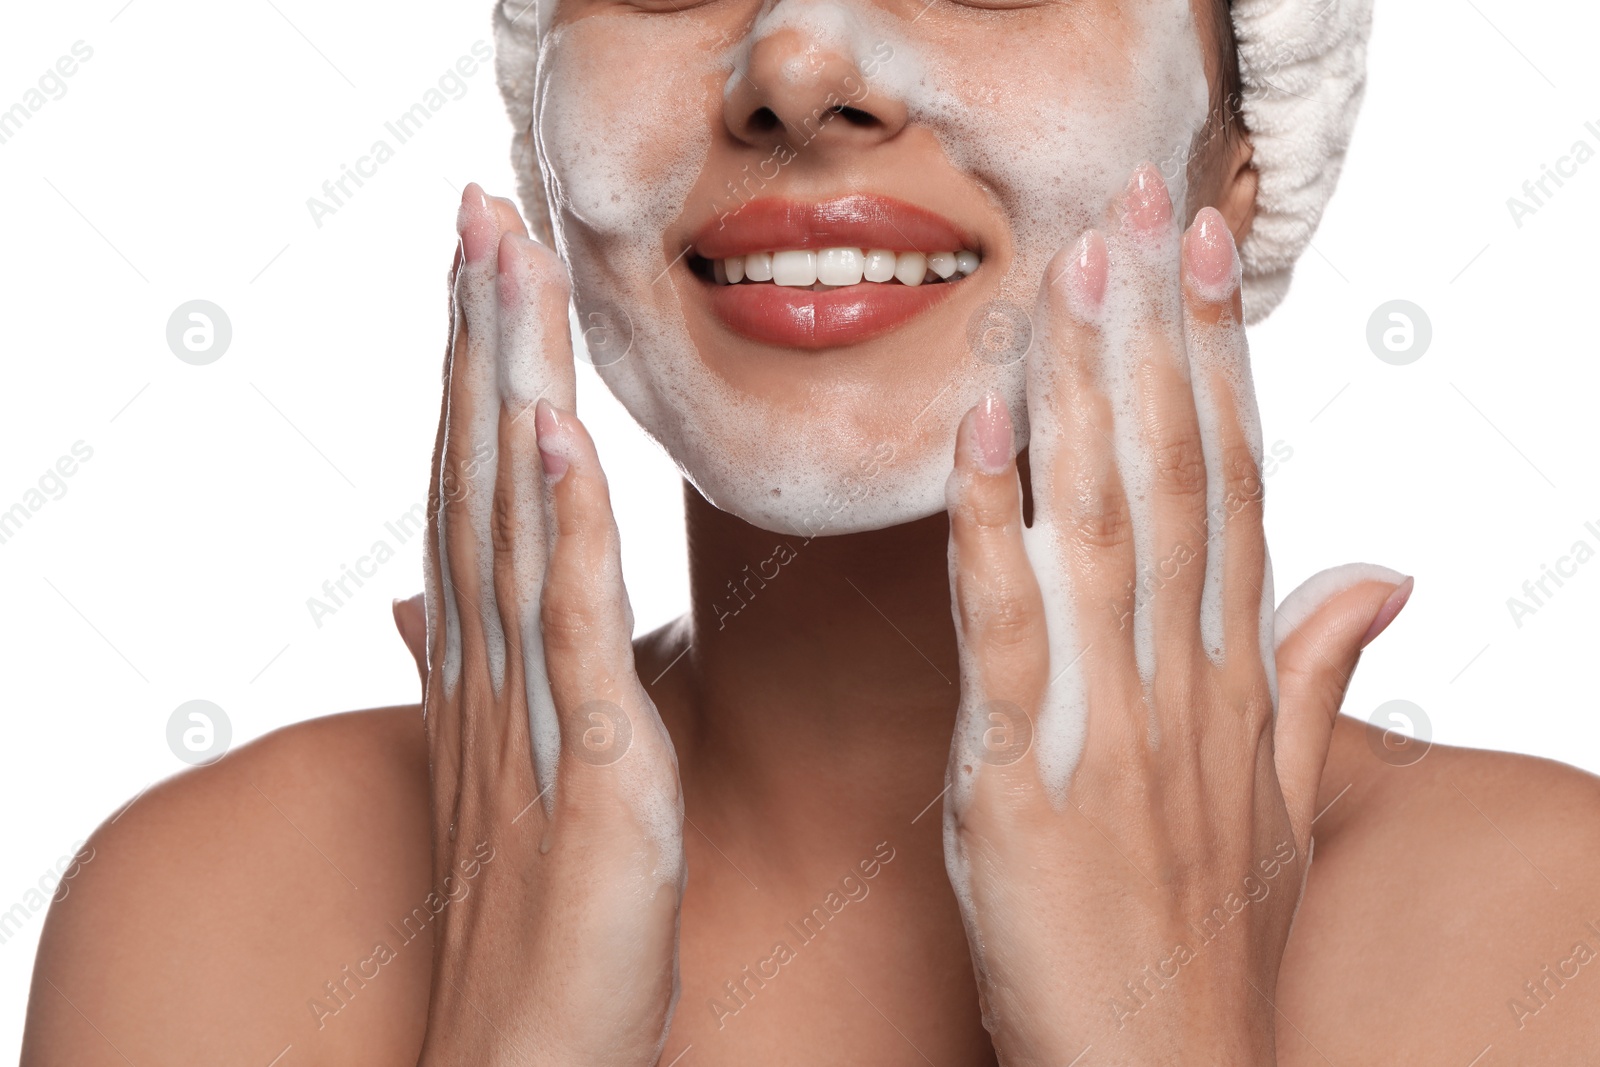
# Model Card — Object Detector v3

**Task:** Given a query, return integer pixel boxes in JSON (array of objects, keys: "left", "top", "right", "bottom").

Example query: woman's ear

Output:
[{"left": 1214, "top": 131, "right": 1259, "bottom": 249}]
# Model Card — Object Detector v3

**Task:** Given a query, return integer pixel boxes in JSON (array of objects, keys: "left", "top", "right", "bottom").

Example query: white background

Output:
[{"left": 1, "top": 0, "right": 1595, "bottom": 1055}]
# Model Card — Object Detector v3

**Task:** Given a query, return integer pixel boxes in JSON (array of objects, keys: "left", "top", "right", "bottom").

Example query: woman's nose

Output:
[{"left": 724, "top": 25, "right": 908, "bottom": 154}]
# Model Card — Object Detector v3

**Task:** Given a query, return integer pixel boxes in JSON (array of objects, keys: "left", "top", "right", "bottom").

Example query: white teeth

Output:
[
  {"left": 863, "top": 249, "right": 897, "bottom": 283},
  {"left": 711, "top": 246, "right": 980, "bottom": 286},
  {"left": 744, "top": 251, "right": 773, "bottom": 282},
  {"left": 894, "top": 251, "right": 928, "bottom": 287},
  {"left": 817, "top": 247, "right": 864, "bottom": 286},
  {"left": 771, "top": 250, "right": 817, "bottom": 287}
]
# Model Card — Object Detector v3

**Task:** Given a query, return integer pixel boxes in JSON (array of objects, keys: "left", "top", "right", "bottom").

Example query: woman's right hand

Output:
[{"left": 404, "top": 185, "right": 685, "bottom": 1067}]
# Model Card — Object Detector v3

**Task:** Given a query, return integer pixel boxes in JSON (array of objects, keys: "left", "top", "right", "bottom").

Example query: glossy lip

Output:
[
  {"left": 692, "top": 195, "right": 981, "bottom": 259},
  {"left": 688, "top": 195, "right": 982, "bottom": 350}
]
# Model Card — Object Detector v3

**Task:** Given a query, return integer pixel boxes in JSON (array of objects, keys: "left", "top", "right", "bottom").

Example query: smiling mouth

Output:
[{"left": 686, "top": 195, "right": 986, "bottom": 349}]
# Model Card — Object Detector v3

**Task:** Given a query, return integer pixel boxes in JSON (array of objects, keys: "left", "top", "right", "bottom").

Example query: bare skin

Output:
[
  {"left": 22, "top": 566, "right": 1600, "bottom": 1066},
  {"left": 23, "top": 5, "right": 1600, "bottom": 1063}
]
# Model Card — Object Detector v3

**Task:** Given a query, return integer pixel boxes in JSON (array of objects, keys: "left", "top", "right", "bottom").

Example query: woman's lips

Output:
[
  {"left": 689, "top": 195, "right": 981, "bottom": 350},
  {"left": 707, "top": 281, "right": 961, "bottom": 349}
]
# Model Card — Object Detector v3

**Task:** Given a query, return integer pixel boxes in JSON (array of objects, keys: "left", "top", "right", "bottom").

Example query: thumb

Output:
[
  {"left": 1273, "top": 564, "right": 1413, "bottom": 843},
  {"left": 392, "top": 593, "right": 427, "bottom": 689}
]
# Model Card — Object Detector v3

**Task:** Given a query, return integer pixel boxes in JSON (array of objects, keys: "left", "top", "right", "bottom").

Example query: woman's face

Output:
[{"left": 531, "top": 0, "right": 1215, "bottom": 536}]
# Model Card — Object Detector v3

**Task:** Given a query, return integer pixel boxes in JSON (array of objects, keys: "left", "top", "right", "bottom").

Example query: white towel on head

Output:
[
  {"left": 493, "top": 2, "right": 554, "bottom": 247},
  {"left": 491, "top": 0, "right": 1375, "bottom": 324},
  {"left": 1232, "top": 0, "right": 1375, "bottom": 323}
]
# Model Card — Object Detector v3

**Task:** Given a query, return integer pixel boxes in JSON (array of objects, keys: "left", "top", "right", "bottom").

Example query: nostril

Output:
[
  {"left": 747, "top": 106, "right": 781, "bottom": 134},
  {"left": 833, "top": 106, "right": 877, "bottom": 128}
]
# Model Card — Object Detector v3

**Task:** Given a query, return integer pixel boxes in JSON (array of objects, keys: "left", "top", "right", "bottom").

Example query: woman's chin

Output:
[{"left": 686, "top": 459, "right": 952, "bottom": 540}]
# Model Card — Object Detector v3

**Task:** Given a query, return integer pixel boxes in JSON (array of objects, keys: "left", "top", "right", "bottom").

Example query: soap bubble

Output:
[
  {"left": 569, "top": 699, "right": 632, "bottom": 765},
  {"left": 1366, "top": 300, "right": 1432, "bottom": 366},
  {"left": 166, "top": 300, "right": 232, "bottom": 365},
  {"left": 1366, "top": 699, "right": 1431, "bottom": 767},
  {"left": 166, "top": 700, "right": 232, "bottom": 765},
  {"left": 976, "top": 699, "right": 1033, "bottom": 766},
  {"left": 967, "top": 300, "right": 1033, "bottom": 367}
]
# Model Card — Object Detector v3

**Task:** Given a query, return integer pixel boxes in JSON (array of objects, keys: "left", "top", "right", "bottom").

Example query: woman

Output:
[{"left": 23, "top": 0, "right": 1600, "bottom": 1064}]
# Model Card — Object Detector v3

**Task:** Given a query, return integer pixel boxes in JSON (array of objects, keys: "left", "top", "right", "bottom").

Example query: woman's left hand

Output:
[{"left": 941, "top": 165, "right": 1410, "bottom": 1066}]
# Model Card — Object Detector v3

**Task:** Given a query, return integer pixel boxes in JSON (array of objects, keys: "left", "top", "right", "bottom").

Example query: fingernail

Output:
[
  {"left": 1359, "top": 576, "right": 1414, "bottom": 650},
  {"left": 1058, "top": 230, "right": 1108, "bottom": 321},
  {"left": 457, "top": 183, "right": 495, "bottom": 265},
  {"left": 971, "top": 391, "right": 1013, "bottom": 475},
  {"left": 1184, "top": 207, "right": 1239, "bottom": 302},
  {"left": 1121, "top": 163, "right": 1172, "bottom": 236},
  {"left": 535, "top": 398, "right": 570, "bottom": 482}
]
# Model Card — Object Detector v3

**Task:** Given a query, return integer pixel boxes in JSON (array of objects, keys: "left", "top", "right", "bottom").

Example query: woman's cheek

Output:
[{"left": 537, "top": 18, "right": 716, "bottom": 248}]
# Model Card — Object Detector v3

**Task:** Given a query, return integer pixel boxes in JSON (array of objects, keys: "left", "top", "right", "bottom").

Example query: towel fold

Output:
[{"left": 1232, "top": 0, "right": 1375, "bottom": 323}]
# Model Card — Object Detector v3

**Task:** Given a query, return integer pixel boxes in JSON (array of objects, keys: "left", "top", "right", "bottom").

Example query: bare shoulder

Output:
[
  {"left": 1279, "top": 715, "right": 1600, "bottom": 1065},
  {"left": 23, "top": 706, "right": 435, "bottom": 1067}
]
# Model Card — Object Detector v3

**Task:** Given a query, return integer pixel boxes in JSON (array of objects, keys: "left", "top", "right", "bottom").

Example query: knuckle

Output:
[
  {"left": 962, "top": 477, "right": 1020, "bottom": 531},
  {"left": 1221, "top": 443, "right": 1263, "bottom": 515},
  {"left": 967, "top": 581, "right": 1041, "bottom": 654},
  {"left": 540, "top": 593, "right": 596, "bottom": 656},
  {"left": 1237, "top": 690, "right": 1275, "bottom": 735},
  {"left": 1153, "top": 430, "right": 1206, "bottom": 498},
  {"left": 490, "top": 482, "right": 516, "bottom": 557},
  {"left": 1069, "top": 479, "right": 1134, "bottom": 550}
]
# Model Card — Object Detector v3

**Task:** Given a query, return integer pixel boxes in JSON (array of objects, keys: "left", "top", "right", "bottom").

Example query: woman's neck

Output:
[{"left": 667, "top": 483, "right": 961, "bottom": 846}]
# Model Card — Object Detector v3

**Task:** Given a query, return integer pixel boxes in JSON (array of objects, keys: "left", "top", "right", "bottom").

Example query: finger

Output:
[
  {"left": 1179, "top": 208, "right": 1267, "bottom": 677},
  {"left": 536, "top": 403, "right": 666, "bottom": 784},
  {"left": 423, "top": 228, "right": 465, "bottom": 812},
  {"left": 1273, "top": 566, "right": 1413, "bottom": 842},
  {"left": 441, "top": 183, "right": 511, "bottom": 701},
  {"left": 1029, "top": 231, "right": 1140, "bottom": 689},
  {"left": 492, "top": 230, "right": 578, "bottom": 810},
  {"left": 1026, "top": 234, "right": 1150, "bottom": 781},
  {"left": 945, "top": 393, "right": 1050, "bottom": 804},
  {"left": 488, "top": 193, "right": 528, "bottom": 239},
  {"left": 1111, "top": 165, "right": 1208, "bottom": 681}
]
